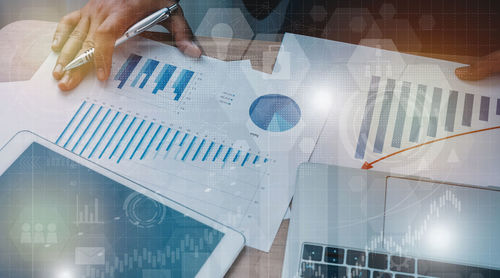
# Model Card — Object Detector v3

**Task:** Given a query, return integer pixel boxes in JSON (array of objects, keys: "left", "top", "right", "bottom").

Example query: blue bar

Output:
[
  {"left": 80, "top": 108, "right": 110, "bottom": 156},
  {"left": 264, "top": 158, "right": 268, "bottom": 163},
  {"left": 172, "top": 69, "right": 194, "bottom": 101},
  {"left": 391, "top": 82, "right": 411, "bottom": 148},
  {"left": 192, "top": 139, "right": 206, "bottom": 161},
  {"left": 141, "top": 125, "right": 162, "bottom": 160},
  {"left": 462, "top": 93, "right": 474, "bottom": 127},
  {"left": 497, "top": 99, "right": 500, "bottom": 115},
  {"left": 445, "top": 91, "right": 458, "bottom": 132},
  {"left": 99, "top": 114, "right": 127, "bottom": 159},
  {"left": 182, "top": 136, "right": 197, "bottom": 161},
  {"left": 152, "top": 64, "right": 177, "bottom": 94},
  {"left": 233, "top": 150, "right": 241, "bottom": 162},
  {"left": 117, "top": 119, "right": 144, "bottom": 163},
  {"left": 90, "top": 111, "right": 119, "bottom": 159},
  {"left": 56, "top": 101, "right": 86, "bottom": 145},
  {"left": 202, "top": 142, "right": 214, "bottom": 161},
  {"left": 114, "top": 54, "right": 141, "bottom": 89},
  {"left": 213, "top": 145, "right": 223, "bottom": 161},
  {"left": 480, "top": 96, "right": 490, "bottom": 121},
  {"left": 131, "top": 59, "right": 159, "bottom": 88},
  {"left": 355, "top": 76, "right": 380, "bottom": 159},
  {"left": 130, "top": 122, "right": 153, "bottom": 160},
  {"left": 154, "top": 127, "right": 170, "bottom": 151},
  {"left": 241, "top": 153, "right": 250, "bottom": 166},
  {"left": 166, "top": 130, "right": 179, "bottom": 151},
  {"left": 72, "top": 106, "right": 103, "bottom": 152},
  {"left": 427, "top": 88, "right": 443, "bottom": 137},
  {"left": 253, "top": 155, "right": 259, "bottom": 164},
  {"left": 223, "top": 147, "right": 233, "bottom": 163},
  {"left": 179, "top": 133, "right": 189, "bottom": 146},
  {"left": 64, "top": 104, "right": 94, "bottom": 149},
  {"left": 109, "top": 117, "right": 136, "bottom": 159},
  {"left": 409, "top": 85, "right": 427, "bottom": 143},
  {"left": 373, "top": 79, "right": 395, "bottom": 153}
]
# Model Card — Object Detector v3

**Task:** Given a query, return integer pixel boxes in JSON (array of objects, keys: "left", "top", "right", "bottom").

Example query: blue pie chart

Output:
[{"left": 249, "top": 94, "right": 301, "bottom": 132}]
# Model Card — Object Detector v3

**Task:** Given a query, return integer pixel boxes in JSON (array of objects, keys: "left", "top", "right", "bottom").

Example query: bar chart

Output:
[
  {"left": 114, "top": 53, "right": 196, "bottom": 101},
  {"left": 55, "top": 100, "right": 270, "bottom": 169},
  {"left": 355, "top": 76, "right": 500, "bottom": 160},
  {"left": 75, "top": 196, "right": 104, "bottom": 225}
]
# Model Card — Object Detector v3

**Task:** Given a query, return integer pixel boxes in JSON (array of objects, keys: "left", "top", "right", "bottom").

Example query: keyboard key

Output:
[
  {"left": 300, "top": 262, "right": 347, "bottom": 278},
  {"left": 373, "top": 271, "right": 393, "bottom": 278},
  {"left": 418, "top": 259, "right": 500, "bottom": 278},
  {"left": 390, "top": 255, "right": 415, "bottom": 273},
  {"left": 395, "top": 274, "right": 413, "bottom": 278},
  {"left": 302, "top": 244, "right": 323, "bottom": 261},
  {"left": 324, "top": 247, "right": 344, "bottom": 264},
  {"left": 369, "top": 252, "right": 388, "bottom": 270},
  {"left": 351, "top": 268, "right": 370, "bottom": 278},
  {"left": 346, "top": 249, "right": 366, "bottom": 267}
]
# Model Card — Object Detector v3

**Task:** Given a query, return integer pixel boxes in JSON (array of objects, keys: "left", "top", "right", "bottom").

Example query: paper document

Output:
[
  {"left": 276, "top": 33, "right": 500, "bottom": 187},
  {"left": 7, "top": 37, "right": 329, "bottom": 251}
]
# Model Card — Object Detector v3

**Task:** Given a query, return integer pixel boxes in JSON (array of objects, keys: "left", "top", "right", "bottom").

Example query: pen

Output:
[{"left": 64, "top": 3, "right": 178, "bottom": 71}]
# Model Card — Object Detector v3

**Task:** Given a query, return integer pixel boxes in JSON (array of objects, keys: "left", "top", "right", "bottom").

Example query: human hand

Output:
[
  {"left": 455, "top": 50, "right": 500, "bottom": 81},
  {"left": 51, "top": 0, "right": 201, "bottom": 91}
]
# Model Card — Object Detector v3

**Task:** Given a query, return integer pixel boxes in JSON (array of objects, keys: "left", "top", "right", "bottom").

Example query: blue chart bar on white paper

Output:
[
  {"left": 114, "top": 53, "right": 195, "bottom": 101},
  {"left": 55, "top": 100, "right": 270, "bottom": 169},
  {"left": 354, "top": 76, "right": 499, "bottom": 160}
]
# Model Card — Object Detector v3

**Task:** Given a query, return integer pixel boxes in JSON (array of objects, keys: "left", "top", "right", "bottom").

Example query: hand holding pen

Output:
[{"left": 51, "top": 0, "right": 201, "bottom": 91}]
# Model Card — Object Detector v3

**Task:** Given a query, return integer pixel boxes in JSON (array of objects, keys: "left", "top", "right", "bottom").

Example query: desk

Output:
[{"left": 0, "top": 20, "right": 289, "bottom": 278}]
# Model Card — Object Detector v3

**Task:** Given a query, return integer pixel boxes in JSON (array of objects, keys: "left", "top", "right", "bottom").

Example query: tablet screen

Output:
[{"left": 0, "top": 143, "right": 224, "bottom": 278}]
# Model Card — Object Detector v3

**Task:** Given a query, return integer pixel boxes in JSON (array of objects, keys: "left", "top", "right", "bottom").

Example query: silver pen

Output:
[{"left": 64, "top": 3, "right": 178, "bottom": 71}]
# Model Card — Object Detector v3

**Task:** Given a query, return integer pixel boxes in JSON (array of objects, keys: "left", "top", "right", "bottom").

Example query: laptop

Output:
[
  {"left": 282, "top": 163, "right": 500, "bottom": 278},
  {"left": 0, "top": 131, "right": 244, "bottom": 278}
]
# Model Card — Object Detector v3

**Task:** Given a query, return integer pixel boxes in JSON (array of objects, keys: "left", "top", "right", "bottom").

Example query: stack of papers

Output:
[{"left": 0, "top": 36, "right": 331, "bottom": 251}]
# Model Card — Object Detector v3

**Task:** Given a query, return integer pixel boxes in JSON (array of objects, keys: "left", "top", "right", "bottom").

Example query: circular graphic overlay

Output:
[
  {"left": 123, "top": 193, "right": 166, "bottom": 228},
  {"left": 249, "top": 94, "right": 301, "bottom": 132}
]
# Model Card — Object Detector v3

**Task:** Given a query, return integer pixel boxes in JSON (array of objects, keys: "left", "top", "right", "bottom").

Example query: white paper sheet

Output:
[{"left": 276, "top": 33, "right": 500, "bottom": 188}]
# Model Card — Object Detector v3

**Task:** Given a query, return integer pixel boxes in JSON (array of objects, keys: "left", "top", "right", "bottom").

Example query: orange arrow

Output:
[{"left": 362, "top": 125, "right": 500, "bottom": 170}]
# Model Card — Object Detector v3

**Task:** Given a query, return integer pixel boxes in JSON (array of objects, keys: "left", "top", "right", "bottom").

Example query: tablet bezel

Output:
[{"left": 0, "top": 130, "right": 245, "bottom": 278}]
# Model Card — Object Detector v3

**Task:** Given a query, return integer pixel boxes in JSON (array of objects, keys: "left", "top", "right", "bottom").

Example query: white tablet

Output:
[{"left": 0, "top": 131, "right": 244, "bottom": 278}]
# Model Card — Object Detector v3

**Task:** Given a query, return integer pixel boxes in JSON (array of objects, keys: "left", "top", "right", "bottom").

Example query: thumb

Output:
[{"left": 160, "top": 5, "right": 202, "bottom": 58}]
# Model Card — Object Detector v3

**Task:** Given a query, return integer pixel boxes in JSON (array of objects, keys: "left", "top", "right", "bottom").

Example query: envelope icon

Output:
[{"left": 75, "top": 247, "right": 105, "bottom": 265}]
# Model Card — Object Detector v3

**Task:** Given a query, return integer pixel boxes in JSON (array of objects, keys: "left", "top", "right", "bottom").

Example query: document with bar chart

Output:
[
  {"left": 304, "top": 35, "right": 500, "bottom": 187},
  {"left": 25, "top": 38, "right": 329, "bottom": 251}
]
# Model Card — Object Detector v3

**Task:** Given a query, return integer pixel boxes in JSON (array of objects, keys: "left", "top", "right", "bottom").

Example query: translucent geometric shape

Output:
[
  {"left": 323, "top": 8, "right": 375, "bottom": 44},
  {"left": 309, "top": 5, "right": 328, "bottom": 22},
  {"left": 365, "top": 18, "right": 422, "bottom": 52},
  {"left": 379, "top": 3, "right": 396, "bottom": 20}
]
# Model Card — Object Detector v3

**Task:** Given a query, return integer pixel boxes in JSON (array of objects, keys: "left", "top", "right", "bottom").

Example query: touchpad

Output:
[{"left": 383, "top": 177, "right": 500, "bottom": 268}]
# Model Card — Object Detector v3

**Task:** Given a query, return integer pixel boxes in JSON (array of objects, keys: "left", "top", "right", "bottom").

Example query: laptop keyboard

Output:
[{"left": 300, "top": 243, "right": 500, "bottom": 278}]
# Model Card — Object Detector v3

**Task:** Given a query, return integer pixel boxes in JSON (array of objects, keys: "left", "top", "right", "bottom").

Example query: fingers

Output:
[
  {"left": 160, "top": 5, "right": 201, "bottom": 58},
  {"left": 52, "top": 10, "right": 81, "bottom": 52},
  {"left": 92, "top": 15, "right": 125, "bottom": 81},
  {"left": 456, "top": 51, "right": 500, "bottom": 81},
  {"left": 53, "top": 17, "right": 90, "bottom": 80}
]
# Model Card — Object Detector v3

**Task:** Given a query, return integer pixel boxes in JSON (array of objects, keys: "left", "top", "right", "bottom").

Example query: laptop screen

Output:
[
  {"left": 0, "top": 143, "right": 224, "bottom": 278},
  {"left": 384, "top": 176, "right": 500, "bottom": 269}
]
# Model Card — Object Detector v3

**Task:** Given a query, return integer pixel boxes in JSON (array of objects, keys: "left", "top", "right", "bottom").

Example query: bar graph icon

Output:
[
  {"left": 355, "top": 76, "right": 500, "bottom": 160},
  {"left": 113, "top": 53, "right": 195, "bottom": 101},
  {"left": 75, "top": 195, "right": 104, "bottom": 225},
  {"left": 56, "top": 100, "right": 271, "bottom": 169}
]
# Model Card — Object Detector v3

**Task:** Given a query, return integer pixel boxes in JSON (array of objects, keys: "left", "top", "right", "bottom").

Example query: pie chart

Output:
[{"left": 249, "top": 94, "right": 301, "bottom": 132}]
